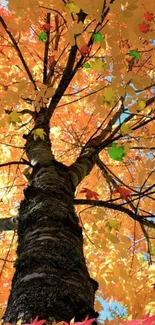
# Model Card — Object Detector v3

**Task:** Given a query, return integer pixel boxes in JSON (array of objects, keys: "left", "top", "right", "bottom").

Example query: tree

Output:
[{"left": 0, "top": 0, "right": 155, "bottom": 324}]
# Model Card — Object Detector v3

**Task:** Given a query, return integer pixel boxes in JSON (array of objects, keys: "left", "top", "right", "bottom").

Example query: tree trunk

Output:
[{"left": 3, "top": 162, "right": 99, "bottom": 324}]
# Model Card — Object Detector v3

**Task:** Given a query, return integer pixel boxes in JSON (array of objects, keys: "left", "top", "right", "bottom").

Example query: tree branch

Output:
[
  {"left": 0, "top": 160, "right": 32, "bottom": 168},
  {"left": 43, "top": 12, "right": 51, "bottom": 84},
  {"left": 0, "top": 216, "right": 18, "bottom": 231},
  {"left": 74, "top": 199, "right": 155, "bottom": 229},
  {"left": 0, "top": 16, "right": 37, "bottom": 91}
]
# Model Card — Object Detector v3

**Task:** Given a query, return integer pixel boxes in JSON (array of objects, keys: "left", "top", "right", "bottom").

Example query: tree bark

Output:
[{"left": 2, "top": 161, "right": 99, "bottom": 324}]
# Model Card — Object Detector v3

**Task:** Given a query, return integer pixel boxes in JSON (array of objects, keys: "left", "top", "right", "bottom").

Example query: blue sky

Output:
[
  {"left": 2, "top": 0, "right": 8, "bottom": 6},
  {"left": 98, "top": 297, "right": 127, "bottom": 323}
]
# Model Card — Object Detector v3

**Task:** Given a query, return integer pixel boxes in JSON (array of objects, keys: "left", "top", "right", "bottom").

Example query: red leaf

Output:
[
  {"left": 80, "top": 188, "right": 99, "bottom": 200},
  {"left": 139, "top": 21, "right": 150, "bottom": 33},
  {"left": 113, "top": 186, "right": 132, "bottom": 200},
  {"left": 135, "top": 155, "right": 142, "bottom": 161},
  {"left": 48, "top": 55, "right": 55, "bottom": 64},
  {"left": 41, "top": 23, "right": 51, "bottom": 32},
  {"left": 118, "top": 312, "right": 155, "bottom": 325},
  {"left": 144, "top": 11, "right": 154, "bottom": 21},
  {"left": 80, "top": 44, "right": 90, "bottom": 56}
]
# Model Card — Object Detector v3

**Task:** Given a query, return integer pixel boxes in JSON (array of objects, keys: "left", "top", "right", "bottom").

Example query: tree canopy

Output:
[{"left": 0, "top": 0, "right": 155, "bottom": 323}]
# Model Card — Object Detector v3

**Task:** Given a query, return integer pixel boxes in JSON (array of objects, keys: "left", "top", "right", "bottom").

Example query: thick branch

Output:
[{"left": 0, "top": 216, "right": 18, "bottom": 231}]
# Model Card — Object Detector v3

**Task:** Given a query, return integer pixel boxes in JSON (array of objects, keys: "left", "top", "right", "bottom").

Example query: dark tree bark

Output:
[{"left": 2, "top": 124, "right": 99, "bottom": 325}]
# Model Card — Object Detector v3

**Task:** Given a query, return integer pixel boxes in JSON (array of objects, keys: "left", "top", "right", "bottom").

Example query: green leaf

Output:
[
  {"left": 83, "top": 63, "right": 90, "bottom": 69},
  {"left": 92, "top": 32, "right": 104, "bottom": 43},
  {"left": 129, "top": 50, "right": 142, "bottom": 61},
  {"left": 108, "top": 143, "right": 126, "bottom": 161},
  {"left": 38, "top": 32, "right": 48, "bottom": 42}
]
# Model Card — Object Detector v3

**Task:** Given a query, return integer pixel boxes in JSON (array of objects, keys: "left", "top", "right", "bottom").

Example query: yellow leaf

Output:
[
  {"left": 32, "top": 128, "right": 46, "bottom": 141},
  {"left": 9, "top": 111, "right": 21, "bottom": 124},
  {"left": 66, "top": 2, "right": 79, "bottom": 14},
  {"left": 16, "top": 319, "right": 22, "bottom": 325},
  {"left": 109, "top": 219, "right": 120, "bottom": 230},
  {"left": 90, "top": 58, "right": 105, "bottom": 71},
  {"left": 120, "top": 123, "right": 131, "bottom": 136},
  {"left": 103, "top": 87, "right": 115, "bottom": 102},
  {"left": 137, "top": 100, "right": 146, "bottom": 111},
  {"left": 70, "top": 317, "right": 75, "bottom": 323}
]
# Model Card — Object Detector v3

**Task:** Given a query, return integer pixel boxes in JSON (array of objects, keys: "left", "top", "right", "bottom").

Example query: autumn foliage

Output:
[{"left": 0, "top": 0, "right": 155, "bottom": 324}]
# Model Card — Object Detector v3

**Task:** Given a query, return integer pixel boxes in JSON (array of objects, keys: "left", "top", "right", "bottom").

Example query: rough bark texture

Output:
[{"left": 3, "top": 162, "right": 99, "bottom": 324}]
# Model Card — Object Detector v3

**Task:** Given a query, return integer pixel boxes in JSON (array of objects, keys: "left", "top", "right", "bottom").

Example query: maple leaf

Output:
[
  {"left": 79, "top": 188, "right": 99, "bottom": 200},
  {"left": 144, "top": 12, "right": 154, "bottom": 21},
  {"left": 129, "top": 50, "right": 141, "bottom": 61},
  {"left": 48, "top": 55, "right": 55, "bottom": 64},
  {"left": 139, "top": 22, "right": 150, "bottom": 33},
  {"left": 92, "top": 32, "right": 104, "bottom": 43},
  {"left": 113, "top": 186, "right": 132, "bottom": 200},
  {"left": 38, "top": 32, "right": 48, "bottom": 42},
  {"left": 120, "top": 123, "right": 131, "bottom": 136},
  {"left": 66, "top": 2, "right": 79, "bottom": 14},
  {"left": 89, "top": 58, "right": 105, "bottom": 71},
  {"left": 135, "top": 156, "right": 142, "bottom": 161},
  {"left": 9, "top": 111, "right": 21, "bottom": 125},
  {"left": 137, "top": 99, "right": 146, "bottom": 111},
  {"left": 41, "top": 23, "right": 51, "bottom": 32},
  {"left": 22, "top": 316, "right": 46, "bottom": 325},
  {"left": 83, "top": 63, "right": 90, "bottom": 69},
  {"left": 80, "top": 45, "right": 90, "bottom": 56},
  {"left": 63, "top": 316, "right": 95, "bottom": 325},
  {"left": 32, "top": 128, "right": 46, "bottom": 141},
  {"left": 103, "top": 87, "right": 115, "bottom": 103},
  {"left": 108, "top": 143, "right": 126, "bottom": 161},
  {"left": 118, "top": 312, "right": 155, "bottom": 325}
]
